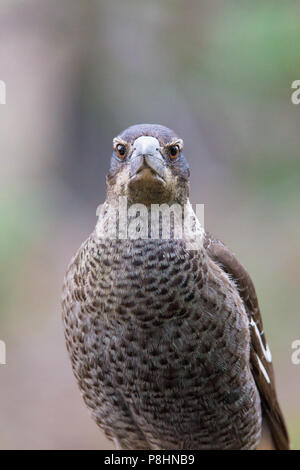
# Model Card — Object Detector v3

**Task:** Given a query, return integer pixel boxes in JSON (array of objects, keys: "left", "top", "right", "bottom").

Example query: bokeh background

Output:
[{"left": 0, "top": 0, "right": 299, "bottom": 449}]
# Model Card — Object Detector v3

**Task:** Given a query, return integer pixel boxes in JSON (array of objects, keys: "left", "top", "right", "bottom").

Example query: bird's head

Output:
[{"left": 106, "top": 124, "right": 190, "bottom": 206}]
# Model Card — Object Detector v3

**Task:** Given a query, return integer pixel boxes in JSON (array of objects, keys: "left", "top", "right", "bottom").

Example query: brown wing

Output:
[{"left": 204, "top": 232, "right": 290, "bottom": 450}]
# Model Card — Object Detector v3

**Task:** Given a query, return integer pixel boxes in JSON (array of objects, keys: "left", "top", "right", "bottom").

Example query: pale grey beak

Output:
[{"left": 130, "top": 136, "right": 165, "bottom": 180}]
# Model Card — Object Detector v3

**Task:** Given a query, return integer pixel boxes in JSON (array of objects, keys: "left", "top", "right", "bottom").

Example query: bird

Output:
[{"left": 62, "top": 123, "right": 289, "bottom": 450}]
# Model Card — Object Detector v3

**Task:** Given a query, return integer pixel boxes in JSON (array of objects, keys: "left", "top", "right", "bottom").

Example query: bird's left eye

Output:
[
  {"left": 116, "top": 144, "right": 127, "bottom": 159},
  {"left": 169, "top": 145, "right": 180, "bottom": 159}
]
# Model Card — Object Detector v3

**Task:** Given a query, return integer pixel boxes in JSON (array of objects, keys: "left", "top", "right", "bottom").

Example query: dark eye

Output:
[
  {"left": 116, "top": 144, "right": 127, "bottom": 159},
  {"left": 169, "top": 145, "right": 180, "bottom": 159}
]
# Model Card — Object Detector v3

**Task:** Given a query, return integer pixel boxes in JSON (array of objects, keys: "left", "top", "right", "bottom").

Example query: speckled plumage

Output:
[{"left": 62, "top": 124, "right": 289, "bottom": 450}]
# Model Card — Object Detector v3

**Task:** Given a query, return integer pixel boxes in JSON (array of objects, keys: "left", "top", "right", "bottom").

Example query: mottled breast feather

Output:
[{"left": 62, "top": 233, "right": 263, "bottom": 450}]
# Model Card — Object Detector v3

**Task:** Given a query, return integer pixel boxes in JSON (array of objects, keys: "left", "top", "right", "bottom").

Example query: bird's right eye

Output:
[
  {"left": 169, "top": 145, "right": 180, "bottom": 160},
  {"left": 115, "top": 144, "right": 127, "bottom": 159}
]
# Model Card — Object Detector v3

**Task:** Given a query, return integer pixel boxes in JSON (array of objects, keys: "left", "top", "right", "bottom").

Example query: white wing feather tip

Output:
[
  {"left": 256, "top": 354, "right": 271, "bottom": 384},
  {"left": 250, "top": 318, "right": 272, "bottom": 363}
]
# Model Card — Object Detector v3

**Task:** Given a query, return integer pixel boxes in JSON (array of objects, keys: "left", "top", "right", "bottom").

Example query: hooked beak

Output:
[{"left": 129, "top": 136, "right": 165, "bottom": 183}]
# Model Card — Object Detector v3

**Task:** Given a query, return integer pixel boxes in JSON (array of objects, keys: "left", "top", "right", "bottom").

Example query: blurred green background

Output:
[{"left": 0, "top": 0, "right": 299, "bottom": 449}]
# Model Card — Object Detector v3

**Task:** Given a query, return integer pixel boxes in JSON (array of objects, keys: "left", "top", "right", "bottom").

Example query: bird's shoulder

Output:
[{"left": 204, "top": 231, "right": 289, "bottom": 450}]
